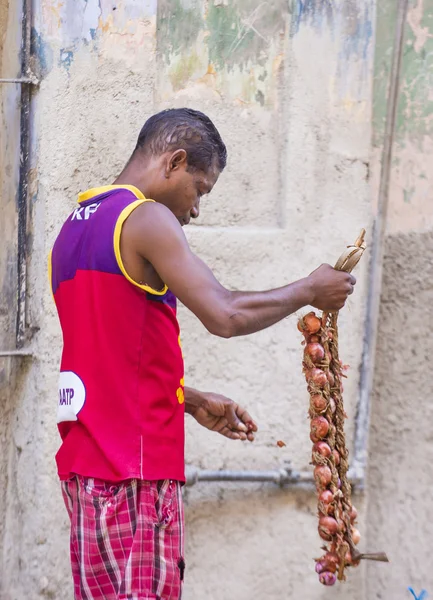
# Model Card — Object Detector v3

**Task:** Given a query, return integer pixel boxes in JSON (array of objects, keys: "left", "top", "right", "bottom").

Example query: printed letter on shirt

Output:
[
  {"left": 84, "top": 202, "right": 101, "bottom": 220},
  {"left": 57, "top": 371, "right": 86, "bottom": 423}
]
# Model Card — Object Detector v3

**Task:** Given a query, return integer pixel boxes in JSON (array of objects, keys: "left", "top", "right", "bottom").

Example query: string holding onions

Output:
[{"left": 298, "top": 311, "right": 361, "bottom": 585}]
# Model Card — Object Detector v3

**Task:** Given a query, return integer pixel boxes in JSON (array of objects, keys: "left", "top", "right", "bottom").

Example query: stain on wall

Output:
[{"left": 372, "top": 0, "right": 433, "bottom": 233}]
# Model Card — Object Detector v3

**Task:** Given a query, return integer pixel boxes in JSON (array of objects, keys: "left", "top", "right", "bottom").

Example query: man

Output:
[{"left": 50, "top": 108, "right": 355, "bottom": 600}]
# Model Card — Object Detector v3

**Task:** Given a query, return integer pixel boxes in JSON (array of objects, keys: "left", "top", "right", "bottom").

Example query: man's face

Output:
[{"left": 154, "top": 151, "right": 220, "bottom": 226}]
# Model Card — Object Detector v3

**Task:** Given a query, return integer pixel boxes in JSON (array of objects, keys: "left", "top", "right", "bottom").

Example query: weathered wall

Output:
[
  {"left": 0, "top": 0, "right": 27, "bottom": 589},
  {"left": 0, "top": 1, "right": 380, "bottom": 598},
  {"left": 366, "top": 1, "right": 433, "bottom": 598},
  {"left": 366, "top": 231, "right": 433, "bottom": 600}
]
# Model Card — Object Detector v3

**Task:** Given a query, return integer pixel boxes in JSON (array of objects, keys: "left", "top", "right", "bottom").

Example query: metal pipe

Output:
[
  {"left": 185, "top": 466, "right": 362, "bottom": 490},
  {"left": 15, "top": 0, "right": 33, "bottom": 347},
  {"left": 0, "top": 77, "right": 38, "bottom": 85},
  {"left": 0, "top": 350, "right": 33, "bottom": 357},
  {"left": 353, "top": 0, "right": 409, "bottom": 480}
]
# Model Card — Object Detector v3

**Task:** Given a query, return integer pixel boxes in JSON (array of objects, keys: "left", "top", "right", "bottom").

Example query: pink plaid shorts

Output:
[{"left": 61, "top": 476, "right": 185, "bottom": 600}]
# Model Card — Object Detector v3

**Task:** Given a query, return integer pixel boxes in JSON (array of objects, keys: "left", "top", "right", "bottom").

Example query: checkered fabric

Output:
[{"left": 62, "top": 476, "right": 185, "bottom": 600}]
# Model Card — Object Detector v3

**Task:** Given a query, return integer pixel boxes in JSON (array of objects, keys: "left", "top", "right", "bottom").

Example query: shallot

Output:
[
  {"left": 350, "top": 506, "right": 358, "bottom": 522},
  {"left": 305, "top": 343, "right": 325, "bottom": 364},
  {"left": 351, "top": 527, "right": 361, "bottom": 545},
  {"left": 315, "top": 561, "right": 325, "bottom": 574},
  {"left": 318, "top": 516, "right": 338, "bottom": 540},
  {"left": 306, "top": 368, "right": 328, "bottom": 388},
  {"left": 310, "top": 416, "right": 329, "bottom": 441},
  {"left": 332, "top": 450, "right": 340, "bottom": 466},
  {"left": 319, "top": 572, "right": 337, "bottom": 586},
  {"left": 314, "top": 465, "right": 332, "bottom": 488},
  {"left": 321, "top": 552, "right": 339, "bottom": 573},
  {"left": 318, "top": 490, "right": 334, "bottom": 505},
  {"left": 298, "top": 312, "right": 321, "bottom": 335},
  {"left": 312, "top": 441, "right": 331, "bottom": 458},
  {"left": 310, "top": 394, "right": 328, "bottom": 414},
  {"left": 327, "top": 371, "right": 335, "bottom": 387}
]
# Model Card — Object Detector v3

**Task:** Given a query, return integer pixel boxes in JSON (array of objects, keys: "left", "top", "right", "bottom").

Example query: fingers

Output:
[
  {"left": 226, "top": 403, "right": 247, "bottom": 432},
  {"left": 219, "top": 425, "right": 247, "bottom": 441},
  {"left": 235, "top": 405, "right": 258, "bottom": 432}
]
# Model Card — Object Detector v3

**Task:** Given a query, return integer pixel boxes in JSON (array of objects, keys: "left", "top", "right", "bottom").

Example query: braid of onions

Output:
[{"left": 298, "top": 312, "right": 361, "bottom": 586}]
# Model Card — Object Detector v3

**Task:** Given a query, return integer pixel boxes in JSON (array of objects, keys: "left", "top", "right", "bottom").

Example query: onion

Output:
[
  {"left": 319, "top": 490, "right": 334, "bottom": 504},
  {"left": 310, "top": 416, "right": 329, "bottom": 441},
  {"left": 305, "top": 343, "right": 325, "bottom": 364},
  {"left": 337, "top": 477, "right": 341, "bottom": 489},
  {"left": 319, "top": 572, "right": 337, "bottom": 586},
  {"left": 309, "top": 335, "right": 320, "bottom": 343},
  {"left": 315, "top": 561, "right": 325, "bottom": 574},
  {"left": 327, "top": 330, "right": 334, "bottom": 341},
  {"left": 351, "top": 527, "right": 361, "bottom": 545},
  {"left": 327, "top": 370, "right": 335, "bottom": 387},
  {"left": 350, "top": 506, "right": 358, "bottom": 522},
  {"left": 318, "top": 489, "right": 334, "bottom": 515},
  {"left": 306, "top": 368, "right": 327, "bottom": 388},
  {"left": 318, "top": 516, "right": 338, "bottom": 540},
  {"left": 321, "top": 552, "right": 339, "bottom": 573},
  {"left": 314, "top": 465, "right": 332, "bottom": 488},
  {"left": 303, "top": 312, "right": 321, "bottom": 334},
  {"left": 332, "top": 450, "right": 340, "bottom": 466},
  {"left": 345, "top": 551, "right": 360, "bottom": 567},
  {"left": 310, "top": 394, "right": 328, "bottom": 414},
  {"left": 312, "top": 441, "right": 331, "bottom": 458},
  {"left": 329, "top": 397, "right": 336, "bottom": 414}
]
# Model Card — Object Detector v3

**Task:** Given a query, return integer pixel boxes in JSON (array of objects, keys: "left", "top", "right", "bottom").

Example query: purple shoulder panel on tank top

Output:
[
  {"left": 146, "top": 289, "right": 177, "bottom": 310},
  {"left": 51, "top": 189, "right": 138, "bottom": 294}
]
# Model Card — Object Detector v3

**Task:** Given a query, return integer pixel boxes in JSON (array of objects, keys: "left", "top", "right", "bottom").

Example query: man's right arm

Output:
[{"left": 121, "top": 202, "right": 355, "bottom": 338}]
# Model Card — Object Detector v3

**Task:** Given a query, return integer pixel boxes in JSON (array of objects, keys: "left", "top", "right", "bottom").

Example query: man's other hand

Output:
[{"left": 189, "top": 391, "right": 258, "bottom": 441}]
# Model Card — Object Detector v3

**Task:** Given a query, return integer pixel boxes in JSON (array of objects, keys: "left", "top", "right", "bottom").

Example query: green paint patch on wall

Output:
[
  {"left": 157, "top": 0, "right": 286, "bottom": 72},
  {"left": 169, "top": 51, "right": 201, "bottom": 91},
  {"left": 373, "top": 0, "right": 433, "bottom": 146},
  {"left": 157, "top": 0, "right": 203, "bottom": 64},
  {"left": 206, "top": 0, "right": 286, "bottom": 71}
]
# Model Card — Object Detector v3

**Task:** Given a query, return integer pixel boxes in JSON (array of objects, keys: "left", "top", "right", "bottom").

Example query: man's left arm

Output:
[{"left": 184, "top": 387, "right": 257, "bottom": 442}]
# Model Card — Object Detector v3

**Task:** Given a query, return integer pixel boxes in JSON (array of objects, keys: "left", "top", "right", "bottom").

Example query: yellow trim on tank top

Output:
[
  {"left": 78, "top": 184, "right": 145, "bottom": 204},
  {"left": 113, "top": 199, "right": 168, "bottom": 296},
  {"left": 47, "top": 248, "right": 54, "bottom": 300}
]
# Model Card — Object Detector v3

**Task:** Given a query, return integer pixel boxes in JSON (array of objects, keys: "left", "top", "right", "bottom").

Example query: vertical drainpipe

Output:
[
  {"left": 16, "top": 0, "right": 33, "bottom": 347},
  {"left": 353, "top": 0, "right": 409, "bottom": 484}
]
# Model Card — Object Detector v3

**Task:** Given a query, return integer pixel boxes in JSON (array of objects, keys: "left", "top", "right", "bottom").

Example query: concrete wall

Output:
[
  {"left": 366, "top": 1, "right": 433, "bottom": 598},
  {"left": 0, "top": 0, "right": 428, "bottom": 599},
  {"left": 0, "top": 0, "right": 27, "bottom": 588}
]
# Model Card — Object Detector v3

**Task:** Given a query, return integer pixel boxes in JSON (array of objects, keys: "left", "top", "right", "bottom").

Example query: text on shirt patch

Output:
[{"left": 71, "top": 202, "right": 101, "bottom": 221}]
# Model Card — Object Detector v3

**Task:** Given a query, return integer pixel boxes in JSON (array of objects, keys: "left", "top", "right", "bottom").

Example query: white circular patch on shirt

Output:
[{"left": 57, "top": 371, "right": 86, "bottom": 423}]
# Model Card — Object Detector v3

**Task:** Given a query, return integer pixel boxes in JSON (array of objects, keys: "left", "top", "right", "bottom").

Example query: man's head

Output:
[{"left": 127, "top": 108, "right": 227, "bottom": 226}]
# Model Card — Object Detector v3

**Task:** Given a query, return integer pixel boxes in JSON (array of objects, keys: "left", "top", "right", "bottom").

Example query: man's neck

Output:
[{"left": 112, "top": 158, "right": 156, "bottom": 199}]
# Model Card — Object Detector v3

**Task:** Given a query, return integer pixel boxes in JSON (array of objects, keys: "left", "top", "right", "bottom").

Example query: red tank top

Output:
[{"left": 49, "top": 185, "right": 185, "bottom": 482}]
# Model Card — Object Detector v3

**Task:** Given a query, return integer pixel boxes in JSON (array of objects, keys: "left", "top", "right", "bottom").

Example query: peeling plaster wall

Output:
[
  {"left": 366, "top": 1, "right": 433, "bottom": 598},
  {"left": 0, "top": 0, "right": 26, "bottom": 592},
  {"left": 0, "top": 1, "right": 377, "bottom": 598},
  {"left": 372, "top": 0, "right": 433, "bottom": 234}
]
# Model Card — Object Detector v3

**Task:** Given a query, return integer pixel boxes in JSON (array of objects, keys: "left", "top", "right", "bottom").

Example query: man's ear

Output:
[{"left": 167, "top": 149, "right": 188, "bottom": 175}]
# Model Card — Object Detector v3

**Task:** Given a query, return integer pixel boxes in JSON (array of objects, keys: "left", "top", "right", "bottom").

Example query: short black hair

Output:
[{"left": 134, "top": 108, "right": 227, "bottom": 172}]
